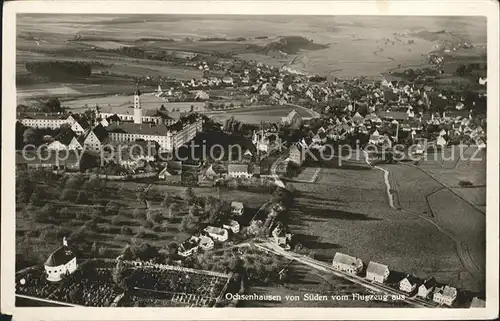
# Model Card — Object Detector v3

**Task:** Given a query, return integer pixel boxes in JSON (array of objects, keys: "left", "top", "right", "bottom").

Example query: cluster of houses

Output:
[
  {"left": 331, "top": 252, "right": 485, "bottom": 308},
  {"left": 177, "top": 201, "right": 244, "bottom": 257}
]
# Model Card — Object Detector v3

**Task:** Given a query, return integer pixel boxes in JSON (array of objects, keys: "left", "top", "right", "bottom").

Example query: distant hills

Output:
[{"left": 261, "top": 36, "right": 328, "bottom": 55}]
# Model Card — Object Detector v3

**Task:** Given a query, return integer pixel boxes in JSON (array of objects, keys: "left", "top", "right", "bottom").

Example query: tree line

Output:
[{"left": 25, "top": 61, "right": 92, "bottom": 80}]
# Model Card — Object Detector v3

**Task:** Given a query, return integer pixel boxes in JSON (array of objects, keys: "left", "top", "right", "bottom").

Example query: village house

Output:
[
  {"left": 271, "top": 222, "right": 292, "bottom": 250},
  {"left": 47, "top": 129, "right": 83, "bottom": 151},
  {"left": 230, "top": 201, "right": 244, "bottom": 216},
  {"left": 436, "top": 135, "right": 447, "bottom": 147},
  {"left": 281, "top": 110, "right": 303, "bottom": 128},
  {"left": 222, "top": 219, "right": 240, "bottom": 234},
  {"left": 44, "top": 237, "right": 77, "bottom": 282},
  {"left": 289, "top": 142, "right": 306, "bottom": 166},
  {"left": 67, "top": 114, "right": 90, "bottom": 135},
  {"left": 331, "top": 252, "right": 364, "bottom": 275},
  {"left": 178, "top": 236, "right": 200, "bottom": 257},
  {"left": 17, "top": 150, "right": 81, "bottom": 172},
  {"left": 158, "top": 161, "right": 183, "bottom": 182},
  {"left": 203, "top": 226, "right": 228, "bottom": 242},
  {"left": 83, "top": 124, "right": 109, "bottom": 153},
  {"left": 469, "top": 297, "right": 486, "bottom": 308},
  {"left": 198, "top": 235, "right": 215, "bottom": 250},
  {"left": 227, "top": 164, "right": 252, "bottom": 179},
  {"left": 433, "top": 285, "right": 458, "bottom": 306},
  {"left": 417, "top": 277, "right": 437, "bottom": 299},
  {"left": 365, "top": 261, "right": 390, "bottom": 283},
  {"left": 399, "top": 275, "right": 420, "bottom": 293}
]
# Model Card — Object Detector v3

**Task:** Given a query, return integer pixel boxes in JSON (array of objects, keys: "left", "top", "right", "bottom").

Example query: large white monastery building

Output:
[{"left": 104, "top": 88, "right": 203, "bottom": 152}]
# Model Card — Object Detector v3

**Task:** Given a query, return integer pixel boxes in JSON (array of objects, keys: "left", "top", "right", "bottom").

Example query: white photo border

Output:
[{"left": 2, "top": 1, "right": 499, "bottom": 320}]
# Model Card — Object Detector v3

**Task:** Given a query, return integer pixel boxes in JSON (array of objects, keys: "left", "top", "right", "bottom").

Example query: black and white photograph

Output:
[{"left": 2, "top": 1, "right": 499, "bottom": 320}]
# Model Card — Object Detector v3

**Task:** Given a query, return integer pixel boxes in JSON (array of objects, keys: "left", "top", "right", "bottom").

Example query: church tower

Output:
[{"left": 134, "top": 86, "right": 142, "bottom": 124}]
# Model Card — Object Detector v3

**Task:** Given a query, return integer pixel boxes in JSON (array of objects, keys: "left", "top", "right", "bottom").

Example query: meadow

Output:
[
  {"left": 416, "top": 146, "right": 486, "bottom": 213},
  {"left": 286, "top": 158, "right": 483, "bottom": 293},
  {"left": 205, "top": 104, "right": 314, "bottom": 124},
  {"left": 379, "top": 156, "right": 486, "bottom": 292}
]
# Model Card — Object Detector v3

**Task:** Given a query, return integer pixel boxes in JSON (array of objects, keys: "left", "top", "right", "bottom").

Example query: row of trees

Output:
[{"left": 25, "top": 61, "right": 92, "bottom": 80}]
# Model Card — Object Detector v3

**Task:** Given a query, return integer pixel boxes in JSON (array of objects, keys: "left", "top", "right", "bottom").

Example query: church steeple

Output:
[{"left": 134, "top": 85, "right": 142, "bottom": 124}]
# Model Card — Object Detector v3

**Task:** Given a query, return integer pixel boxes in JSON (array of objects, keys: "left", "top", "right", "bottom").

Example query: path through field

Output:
[{"left": 362, "top": 151, "right": 484, "bottom": 288}]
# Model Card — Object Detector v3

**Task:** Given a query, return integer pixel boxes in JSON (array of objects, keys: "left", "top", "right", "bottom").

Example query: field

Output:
[
  {"left": 377, "top": 148, "right": 486, "bottom": 292},
  {"left": 286, "top": 155, "right": 483, "bottom": 293},
  {"left": 16, "top": 15, "right": 486, "bottom": 106},
  {"left": 205, "top": 104, "right": 314, "bottom": 124},
  {"left": 416, "top": 146, "right": 486, "bottom": 213}
]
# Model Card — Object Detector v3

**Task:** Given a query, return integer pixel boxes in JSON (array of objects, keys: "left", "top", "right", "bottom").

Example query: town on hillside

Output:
[{"left": 12, "top": 14, "right": 488, "bottom": 309}]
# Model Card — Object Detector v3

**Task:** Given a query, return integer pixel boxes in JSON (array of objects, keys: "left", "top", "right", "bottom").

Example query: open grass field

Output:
[
  {"left": 387, "top": 163, "right": 443, "bottom": 216},
  {"left": 205, "top": 104, "right": 313, "bottom": 124},
  {"left": 286, "top": 159, "right": 482, "bottom": 292},
  {"left": 418, "top": 146, "right": 486, "bottom": 186},
  {"left": 414, "top": 146, "right": 486, "bottom": 213},
  {"left": 427, "top": 188, "right": 485, "bottom": 272},
  {"left": 380, "top": 161, "right": 485, "bottom": 291}
]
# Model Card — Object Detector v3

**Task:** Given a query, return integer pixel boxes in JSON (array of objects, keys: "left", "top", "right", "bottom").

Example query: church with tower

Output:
[
  {"left": 97, "top": 86, "right": 203, "bottom": 153},
  {"left": 134, "top": 86, "right": 142, "bottom": 124}
]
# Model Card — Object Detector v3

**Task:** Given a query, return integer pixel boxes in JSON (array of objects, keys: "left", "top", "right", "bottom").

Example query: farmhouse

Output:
[
  {"left": 203, "top": 226, "right": 228, "bottom": 242},
  {"left": 432, "top": 285, "right": 457, "bottom": 306},
  {"left": 271, "top": 223, "right": 292, "bottom": 250},
  {"left": 417, "top": 277, "right": 437, "bottom": 299},
  {"left": 289, "top": 143, "right": 306, "bottom": 166},
  {"left": 331, "top": 252, "right": 363, "bottom": 275},
  {"left": 83, "top": 124, "right": 109, "bottom": 153},
  {"left": 222, "top": 220, "right": 240, "bottom": 234},
  {"left": 44, "top": 238, "right": 77, "bottom": 282},
  {"left": 67, "top": 114, "right": 90, "bottom": 135},
  {"left": 227, "top": 164, "right": 251, "bottom": 179},
  {"left": 230, "top": 201, "right": 244, "bottom": 216},
  {"left": 158, "top": 161, "right": 183, "bottom": 181},
  {"left": 281, "top": 110, "right": 303, "bottom": 128},
  {"left": 48, "top": 129, "right": 83, "bottom": 151},
  {"left": 399, "top": 275, "right": 419, "bottom": 293},
  {"left": 469, "top": 297, "right": 486, "bottom": 308},
  {"left": 178, "top": 236, "right": 200, "bottom": 257},
  {"left": 365, "top": 261, "right": 390, "bottom": 283},
  {"left": 436, "top": 135, "right": 447, "bottom": 147},
  {"left": 198, "top": 235, "right": 215, "bottom": 250}
]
